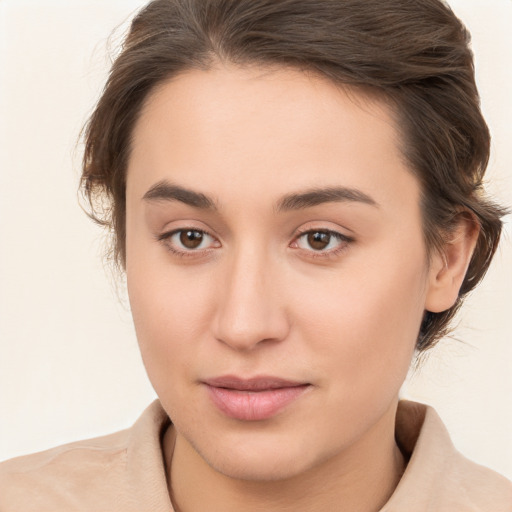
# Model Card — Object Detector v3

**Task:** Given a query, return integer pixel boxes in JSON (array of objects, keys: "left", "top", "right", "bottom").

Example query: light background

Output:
[{"left": 0, "top": 0, "right": 511, "bottom": 479}]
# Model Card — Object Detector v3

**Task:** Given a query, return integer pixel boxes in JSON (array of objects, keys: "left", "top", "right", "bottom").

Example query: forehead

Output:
[{"left": 127, "top": 64, "right": 418, "bottom": 213}]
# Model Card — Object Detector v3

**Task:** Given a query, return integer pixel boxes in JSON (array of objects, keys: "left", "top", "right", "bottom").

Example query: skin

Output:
[{"left": 125, "top": 64, "right": 477, "bottom": 512}]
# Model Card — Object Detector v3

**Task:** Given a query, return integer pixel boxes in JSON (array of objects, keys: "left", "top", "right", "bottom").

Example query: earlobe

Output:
[{"left": 425, "top": 213, "right": 480, "bottom": 313}]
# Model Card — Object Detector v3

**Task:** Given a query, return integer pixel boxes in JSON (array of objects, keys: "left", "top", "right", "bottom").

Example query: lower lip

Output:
[{"left": 205, "top": 384, "right": 310, "bottom": 421}]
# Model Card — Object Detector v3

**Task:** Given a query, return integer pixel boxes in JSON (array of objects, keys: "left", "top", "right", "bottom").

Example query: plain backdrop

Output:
[{"left": 1, "top": 0, "right": 511, "bottom": 479}]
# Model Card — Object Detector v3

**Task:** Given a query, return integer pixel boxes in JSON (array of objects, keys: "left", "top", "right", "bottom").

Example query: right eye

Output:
[{"left": 158, "top": 228, "right": 220, "bottom": 256}]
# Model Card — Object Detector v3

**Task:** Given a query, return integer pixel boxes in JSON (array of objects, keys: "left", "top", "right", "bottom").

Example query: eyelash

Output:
[
  {"left": 292, "top": 228, "right": 353, "bottom": 259},
  {"left": 157, "top": 228, "right": 219, "bottom": 259},
  {"left": 157, "top": 228, "right": 353, "bottom": 259}
]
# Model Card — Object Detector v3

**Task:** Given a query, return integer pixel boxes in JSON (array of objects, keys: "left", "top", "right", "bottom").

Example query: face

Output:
[{"left": 126, "top": 65, "right": 432, "bottom": 480}]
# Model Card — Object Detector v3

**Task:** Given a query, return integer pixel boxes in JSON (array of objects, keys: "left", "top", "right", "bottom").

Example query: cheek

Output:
[
  {"left": 126, "top": 258, "right": 216, "bottom": 392},
  {"left": 127, "top": 268, "right": 220, "bottom": 425},
  {"left": 295, "top": 244, "right": 427, "bottom": 390}
]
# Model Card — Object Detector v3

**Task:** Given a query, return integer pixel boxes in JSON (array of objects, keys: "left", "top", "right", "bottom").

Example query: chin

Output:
[
  {"left": 188, "top": 428, "right": 325, "bottom": 482},
  {"left": 206, "top": 450, "right": 311, "bottom": 482}
]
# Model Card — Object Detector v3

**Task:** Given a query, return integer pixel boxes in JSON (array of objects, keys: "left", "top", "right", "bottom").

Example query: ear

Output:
[{"left": 425, "top": 213, "right": 480, "bottom": 313}]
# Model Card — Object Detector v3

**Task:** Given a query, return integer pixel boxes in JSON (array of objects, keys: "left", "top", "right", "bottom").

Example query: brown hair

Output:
[{"left": 81, "top": 0, "right": 506, "bottom": 351}]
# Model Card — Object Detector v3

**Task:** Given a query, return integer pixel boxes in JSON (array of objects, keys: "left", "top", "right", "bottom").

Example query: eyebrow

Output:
[
  {"left": 276, "top": 187, "right": 378, "bottom": 211},
  {"left": 143, "top": 181, "right": 217, "bottom": 210},
  {"left": 142, "top": 180, "right": 378, "bottom": 211}
]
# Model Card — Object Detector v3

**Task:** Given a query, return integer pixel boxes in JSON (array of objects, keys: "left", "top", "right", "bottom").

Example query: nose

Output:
[{"left": 212, "top": 246, "right": 290, "bottom": 351}]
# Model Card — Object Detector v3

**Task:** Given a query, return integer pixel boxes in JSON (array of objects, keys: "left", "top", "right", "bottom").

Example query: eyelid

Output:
[
  {"left": 290, "top": 227, "right": 354, "bottom": 257},
  {"left": 155, "top": 223, "right": 353, "bottom": 260},
  {"left": 157, "top": 227, "right": 221, "bottom": 258}
]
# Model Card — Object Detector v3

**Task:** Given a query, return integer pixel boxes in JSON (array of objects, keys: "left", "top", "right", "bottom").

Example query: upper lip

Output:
[{"left": 203, "top": 375, "right": 308, "bottom": 391}]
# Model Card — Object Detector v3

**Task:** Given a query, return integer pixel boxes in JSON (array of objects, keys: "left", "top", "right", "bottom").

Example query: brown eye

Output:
[
  {"left": 294, "top": 229, "right": 351, "bottom": 255},
  {"left": 307, "top": 231, "right": 331, "bottom": 251},
  {"left": 179, "top": 230, "right": 204, "bottom": 249},
  {"left": 158, "top": 228, "right": 219, "bottom": 256}
]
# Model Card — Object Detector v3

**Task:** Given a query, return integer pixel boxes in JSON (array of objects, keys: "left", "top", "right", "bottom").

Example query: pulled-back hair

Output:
[{"left": 81, "top": 0, "right": 506, "bottom": 351}]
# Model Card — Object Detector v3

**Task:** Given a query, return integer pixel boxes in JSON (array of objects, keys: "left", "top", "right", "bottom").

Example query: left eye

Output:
[{"left": 295, "top": 230, "right": 347, "bottom": 252}]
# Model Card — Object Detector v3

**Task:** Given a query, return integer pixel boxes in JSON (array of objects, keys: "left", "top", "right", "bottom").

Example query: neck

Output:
[{"left": 165, "top": 404, "right": 405, "bottom": 512}]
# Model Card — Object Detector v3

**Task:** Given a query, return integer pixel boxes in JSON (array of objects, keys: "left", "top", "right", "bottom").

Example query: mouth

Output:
[{"left": 203, "top": 375, "right": 311, "bottom": 421}]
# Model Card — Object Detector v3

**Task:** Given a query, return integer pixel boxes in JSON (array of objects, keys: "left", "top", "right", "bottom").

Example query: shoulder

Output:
[
  {"left": 0, "top": 428, "right": 130, "bottom": 511},
  {"left": 441, "top": 453, "right": 512, "bottom": 511},
  {"left": 385, "top": 400, "right": 512, "bottom": 511},
  {"left": 0, "top": 401, "right": 172, "bottom": 512}
]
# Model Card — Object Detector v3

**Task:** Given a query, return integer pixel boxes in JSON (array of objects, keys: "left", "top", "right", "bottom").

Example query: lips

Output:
[{"left": 203, "top": 376, "right": 311, "bottom": 421}]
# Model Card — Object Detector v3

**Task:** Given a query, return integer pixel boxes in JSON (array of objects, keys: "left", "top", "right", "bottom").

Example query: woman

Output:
[{"left": 1, "top": 0, "right": 511, "bottom": 510}]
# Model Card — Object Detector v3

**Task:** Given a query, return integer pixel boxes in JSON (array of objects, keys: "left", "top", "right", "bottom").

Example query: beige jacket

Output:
[{"left": 1, "top": 400, "right": 511, "bottom": 511}]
